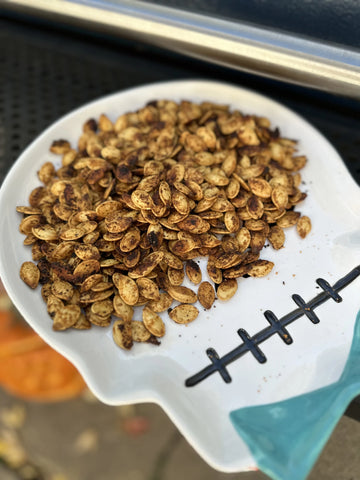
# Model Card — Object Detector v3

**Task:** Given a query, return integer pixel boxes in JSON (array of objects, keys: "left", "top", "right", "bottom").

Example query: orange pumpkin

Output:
[{"left": 0, "top": 301, "right": 86, "bottom": 401}]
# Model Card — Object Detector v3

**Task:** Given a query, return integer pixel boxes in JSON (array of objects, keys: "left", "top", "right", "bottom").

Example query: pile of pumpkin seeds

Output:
[{"left": 17, "top": 99, "right": 311, "bottom": 350}]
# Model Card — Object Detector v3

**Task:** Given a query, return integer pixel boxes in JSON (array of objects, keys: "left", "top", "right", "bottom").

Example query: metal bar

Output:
[{"left": 3, "top": 0, "right": 360, "bottom": 98}]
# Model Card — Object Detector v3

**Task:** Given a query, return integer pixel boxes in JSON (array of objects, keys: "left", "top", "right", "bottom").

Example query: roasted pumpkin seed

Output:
[
  {"left": 185, "top": 260, "right": 202, "bottom": 284},
  {"left": 20, "top": 261, "right": 40, "bottom": 289},
  {"left": 17, "top": 98, "right": 310, "bottom": 350},
  {"left": 268, "top": 225, "right": 286, "bottom": 249},
  {"left": 51, "top": 280, "right": 74, "bottom": 301},
  {"left": 132, "top": 321, "right": 151, "bottom": 342},
  {"left": 136, "top": 277, "right": 160, "bottom": 300},
  {"left": 53, "top": 305, "right": 81, "bottom": 331},
  {"left": 296, "top": 215, "right": 312, "bottom": 238},
  {"left": 167, "top": 267, "right": 185, "bottom": 286},
  {"left": 169, "top": 304, "right": 199, "bottom": 324},
  {"left": 142, "top": 307, "right": 165, "bottom": 337},
  {"left": 167, "top": 285, "right": 197, "bottom": 304},
  {"left": 112, "top": 319, "right": 133, "bottom": 350},
  {"left": 115, "top": 274, "right": 139, "bottom": 306},
  {"left": 197, "top": 281, "right": 215, "bottom": 309},
  {"left": 217, "top": 279, "right": 238, "bottom": 301},
  {"left": 113, "top": 294, "right": 134, "bottom": 322},
  {"left": 148, "top": 292, "right": 173, "bottom": 312}
]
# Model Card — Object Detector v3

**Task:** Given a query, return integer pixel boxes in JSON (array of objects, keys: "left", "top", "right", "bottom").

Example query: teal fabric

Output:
[{"left": 230, "top": 311, "right": 360, "bottom": 480}]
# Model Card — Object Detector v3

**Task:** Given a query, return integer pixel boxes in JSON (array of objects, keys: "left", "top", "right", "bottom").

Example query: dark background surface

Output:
[{"left": 0, "top": 14, "right": 359, "bottom": 186}]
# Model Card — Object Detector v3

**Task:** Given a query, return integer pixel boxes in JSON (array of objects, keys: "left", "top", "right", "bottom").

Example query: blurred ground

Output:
[{"left": 0, "top": 386, "right": 359, "bottom": 480}]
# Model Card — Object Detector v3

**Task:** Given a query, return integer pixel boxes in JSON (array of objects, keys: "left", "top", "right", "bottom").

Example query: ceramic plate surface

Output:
[{"left": 0, "top": 80, "right": 359, "bottom": 474}]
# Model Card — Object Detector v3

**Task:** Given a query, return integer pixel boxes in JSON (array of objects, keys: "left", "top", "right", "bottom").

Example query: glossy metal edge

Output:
[{"left": 3, "top": 0, "right": 360, "bottom": 98}]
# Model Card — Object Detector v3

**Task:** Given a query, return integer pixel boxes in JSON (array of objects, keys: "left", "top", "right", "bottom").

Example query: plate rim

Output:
[{"left": 0, "top": 78, "right": 359, "bottom": 473}]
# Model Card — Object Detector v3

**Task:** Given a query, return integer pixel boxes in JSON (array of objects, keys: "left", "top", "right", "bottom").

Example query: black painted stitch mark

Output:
[
  {"left": 316, "top": 278, "right": 342, "bottom": 302},
  {"left": 185, "top": 266, "right": 360, "bottom": 387},
  {"left": 263, "top": 310, "right": 293, "bottom": 344},
  {"left": 206, "top": 348, "right": 232, "bottom": 383},
  {"left": 292, "top": 294, "right": 320, "bottom": 324},
  {"left": 238, "top": 329, "right": 267, "bottom": 363}
]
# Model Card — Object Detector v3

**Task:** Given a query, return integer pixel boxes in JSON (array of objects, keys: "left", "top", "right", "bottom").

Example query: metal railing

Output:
[{"left": 3, "top": 0, "right": 360, "bottom": 98}]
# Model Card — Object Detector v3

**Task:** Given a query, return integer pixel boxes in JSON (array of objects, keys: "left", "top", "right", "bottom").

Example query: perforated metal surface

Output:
[
  {"left": 0, "top": 16, "right": 359, "bottom": 186},
  {"left": 0, "top": 19, "right": 167, "bottom": 177}
]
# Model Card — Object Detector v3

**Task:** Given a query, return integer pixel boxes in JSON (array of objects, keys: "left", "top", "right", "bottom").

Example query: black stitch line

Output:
[
  {"left": 292, "top": 294, "right": 320, "bottom": 324},
  {"left": 206, "top": 348, "right": 232, "bottom": 383},
  {"left": 238, "top": 328, "right": 267, "bottom": 363},
  {"left": 185, "top": 265, "right": 360, "bottom": 387},
  {"left": 316, "top": 278, "right": 342, "bottom": 302},
  {"left": 263, "top": 310, "right": 293, "bottom": 344}
]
